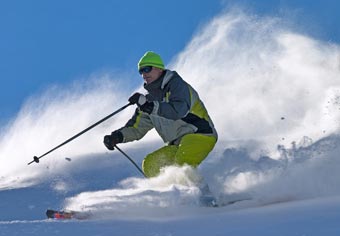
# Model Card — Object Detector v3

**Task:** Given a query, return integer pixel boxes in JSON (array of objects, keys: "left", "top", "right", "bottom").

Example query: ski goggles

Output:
[{"left": 139, "top": 66, "right": 153, "bottom": 75}]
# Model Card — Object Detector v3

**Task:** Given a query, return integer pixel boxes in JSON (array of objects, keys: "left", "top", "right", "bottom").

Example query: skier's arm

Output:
[{"left": 118, "top": 108, "right": 154, "bottom": 142}]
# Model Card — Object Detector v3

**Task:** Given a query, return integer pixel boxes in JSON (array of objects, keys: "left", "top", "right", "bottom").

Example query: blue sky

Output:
[{"left": 0, "top": 0, "right": 339, "bottom": 124}]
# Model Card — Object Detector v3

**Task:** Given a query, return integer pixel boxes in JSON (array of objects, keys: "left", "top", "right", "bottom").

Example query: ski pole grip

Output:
[{"left": 33, "top": 156, "right": 40, "bottom": 163}]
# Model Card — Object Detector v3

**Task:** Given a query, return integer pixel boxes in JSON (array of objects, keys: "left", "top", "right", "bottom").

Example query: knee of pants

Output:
[
  {"left": 175, "top": 134, "right": 217, "bottom": 167},
  {"left": 142, "top": 145, "right": 178, "bottom": 178}
]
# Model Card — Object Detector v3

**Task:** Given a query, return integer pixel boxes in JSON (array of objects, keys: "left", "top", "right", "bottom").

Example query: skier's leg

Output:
[
  {"left": 174, "top": 133, "right": 217, "bottom": 167},
  {"left": 174, "top": 134, "right": 217, "bottom": 206},
  {"left": 142, "top": 134, "right": 216, "bottom": 178},
  {"left": 142, "top": 145, "right": 178, "bottom": 177}
]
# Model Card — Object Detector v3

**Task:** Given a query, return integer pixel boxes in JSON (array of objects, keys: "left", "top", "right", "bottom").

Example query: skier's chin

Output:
[{"left": 144, "top": 78, "right": 152, "bottom": 84}]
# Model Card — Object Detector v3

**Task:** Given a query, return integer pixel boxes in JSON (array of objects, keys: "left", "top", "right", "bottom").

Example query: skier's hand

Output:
[
  {"left": 103, "top": 131, "right": 123, "bottom": 151},
  {"left": 128, "top": 93, "right": 147, "bottom": 106},
  {"left": 139, "top": 102, "right": 154, "bottom": 114},
  {"left": 128, "top": 93, "right": 154, "bottom": 114}
]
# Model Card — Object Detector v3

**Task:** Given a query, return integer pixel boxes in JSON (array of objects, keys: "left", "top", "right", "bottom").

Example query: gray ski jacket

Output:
[{"left": 119, "top": 70, "right": 217, "bottom": 144}]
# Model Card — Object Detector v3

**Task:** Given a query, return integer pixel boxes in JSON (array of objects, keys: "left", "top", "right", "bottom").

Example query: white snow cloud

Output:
[{"left": 171, "top": 10, "right": 340, "bottom": 153}]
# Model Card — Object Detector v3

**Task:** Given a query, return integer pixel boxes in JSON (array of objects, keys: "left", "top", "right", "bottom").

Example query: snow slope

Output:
[
  {"left": 1, "top": 196, "right": 340, "bottom": 236},
  {"left": 1, "top": 9, "right": 340, "bottom": 236}
]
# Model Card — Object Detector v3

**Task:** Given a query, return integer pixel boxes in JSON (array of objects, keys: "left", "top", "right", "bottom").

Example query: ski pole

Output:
[
  {"left": 114, "top": 144, "right": 146, "bottom": 177},
  {"left": 28, "top": 103, "right": 132, "bottom": 165}
]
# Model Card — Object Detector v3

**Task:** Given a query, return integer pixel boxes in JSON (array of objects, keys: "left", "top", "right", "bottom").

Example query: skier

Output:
[{"left": 103, "top": 51, "right": 218, "bottom": 177}]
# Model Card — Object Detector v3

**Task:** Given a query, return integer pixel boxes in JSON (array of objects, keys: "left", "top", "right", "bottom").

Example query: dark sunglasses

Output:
[{"left": 139, "top": 66, "right": 153, "bottom": 74}]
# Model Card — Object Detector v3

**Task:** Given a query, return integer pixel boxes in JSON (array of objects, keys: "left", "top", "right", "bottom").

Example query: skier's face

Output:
[{"left": 140, "top": 67, "right": 163, "bottom": 84}]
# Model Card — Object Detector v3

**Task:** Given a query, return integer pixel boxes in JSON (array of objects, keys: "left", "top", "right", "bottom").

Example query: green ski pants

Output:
[{"left": 142, "top": 133, "right": 217, "bottom": 178}]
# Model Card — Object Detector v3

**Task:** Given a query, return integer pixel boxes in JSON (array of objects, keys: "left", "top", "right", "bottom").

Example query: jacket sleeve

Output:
[
  {"left": 155, "top": 76, "right": 191, "bottom": 120},
  {"left": 118, "top": 108, "right": 154, "bottom": 142}
]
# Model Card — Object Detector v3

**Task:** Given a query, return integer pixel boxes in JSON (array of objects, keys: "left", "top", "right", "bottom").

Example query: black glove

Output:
[
  {"left": 139, "top": 102, "right": 154, "bottom": 114},
  {"left": 128, "top": 92, "right": 154, "bottom": 114},
  {"left": 103, "top": 130, "right": 123, "bottom": 151},
  {"left": 128, "top": 92, "right": 146, "bottom": 106}
]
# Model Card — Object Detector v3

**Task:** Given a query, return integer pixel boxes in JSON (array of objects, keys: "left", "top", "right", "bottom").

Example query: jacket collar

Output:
[{"left": 161, "top": 70, "right": 176, "bottom": 89}]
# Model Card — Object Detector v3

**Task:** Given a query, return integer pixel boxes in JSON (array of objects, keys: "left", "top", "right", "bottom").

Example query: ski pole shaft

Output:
[
  {"left": 28, "top": 103, "right": 132, "bottom": 165},
  {"left": 114, "top": 144, "right": 146, "bottom": 177}
]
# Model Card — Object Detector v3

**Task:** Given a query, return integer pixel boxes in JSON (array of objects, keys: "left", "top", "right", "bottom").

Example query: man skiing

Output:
[{"left": 103, "top": 51, "right": 218, "bottom": 178}]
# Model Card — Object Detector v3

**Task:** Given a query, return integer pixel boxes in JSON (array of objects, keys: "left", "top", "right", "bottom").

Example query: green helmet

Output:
[{"left": 138, "top": 51, "right": 165, "bottom": 70}]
